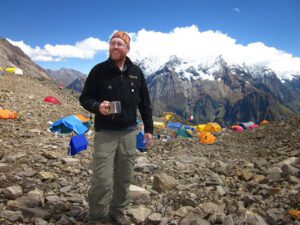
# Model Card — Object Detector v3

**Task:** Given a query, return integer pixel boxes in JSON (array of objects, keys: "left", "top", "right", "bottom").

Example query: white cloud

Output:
[
  {"left": 233, "top": 8, "right": 240, "bottom": 13},
  {"left": 128, "top": 25, "right": 300, "bottom": 79},
  {"left": 7, "top": 37, "right": 108, "bottom": 62},
  {"left": 7, "top": 25, "right": 300, "bottom": 79}
]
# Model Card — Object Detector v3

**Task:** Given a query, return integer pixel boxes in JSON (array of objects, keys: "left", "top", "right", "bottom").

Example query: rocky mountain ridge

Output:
[
  {"left": 45, "top": 68, "right": 86, "bottom": 88},
  {"left": 142, "top": 56, "right": 300, "bottom": 125},
  {"left": 0, "top": 38, "right": 49, "bottom": 80}
]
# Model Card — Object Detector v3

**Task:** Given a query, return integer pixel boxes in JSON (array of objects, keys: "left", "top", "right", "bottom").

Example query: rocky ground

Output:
[{"left": 0, "top": 74, "right": 299, "bottom": 225}]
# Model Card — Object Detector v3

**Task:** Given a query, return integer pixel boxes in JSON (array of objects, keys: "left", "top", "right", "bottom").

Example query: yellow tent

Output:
[
  {"left": 154, "top": 121, "right": 166, "bottom": 129},
  {"left": 0, "top": 66, "right": 3, "bottom": 71},
  {"left": 196, "top": 124, "right": 206, "bottom": 133},
  {"left": 5, "top": 67, "right": 16, "bottom": 73},
  {"left": 199, "top": 132, "right": 216, "bottom": 144},
  {"left": 165, "top": 114, "right": 173, "bottom": 121},
  {"left": 204, "top": 122, "right": 222, "bottom": 132}
]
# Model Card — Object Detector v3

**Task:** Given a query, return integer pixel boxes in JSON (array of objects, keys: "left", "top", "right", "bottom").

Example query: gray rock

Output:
[
  {"left": 0, "top": 210, "right": 23, "bottom": 222},
  {"left": 127, "top": 206, "right": 152, "bottom": 224},
  {"left": 20, "top": 207, "right": 50, "bottom": 219},
  {"left": 3, "top": 185, "right": 23, "bottom": 199},
  {"left": 242, "top": 210, "right": 268, "bottom": 225},
  {"left": 282, "top": 164, "right": 300, "bottom": 177},
  {"left": 223, "top": 215, "right": 234, "bottom": 225},
  {"left": 180, "top": 212, "right": 211, "bottom": 225},
  {"left": 129, "top": 184, "right": 150, "bottom": 203},
  {"left": 35, "top": 218, "right": 49, "bottom": 225},
  {"left": 148, "top": 213, "right": 162, "bottom": 224},
  {"left": 152, "top": 173, "right": 178, "bottom": 193}
]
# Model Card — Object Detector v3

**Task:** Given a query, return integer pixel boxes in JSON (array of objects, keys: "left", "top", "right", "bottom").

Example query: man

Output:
[{"left": 79, "top": 31, "right": 153, "bottom": 225}]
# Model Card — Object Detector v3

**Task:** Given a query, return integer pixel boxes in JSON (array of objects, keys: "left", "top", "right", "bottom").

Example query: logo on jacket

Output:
[{"left": 129, "top": 75, "right": 138, "bottom": 79}]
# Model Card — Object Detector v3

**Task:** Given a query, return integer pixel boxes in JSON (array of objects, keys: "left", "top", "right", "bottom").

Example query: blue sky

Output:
[{"left": 1, "top": 0, "right": 300, "bottom": 75}]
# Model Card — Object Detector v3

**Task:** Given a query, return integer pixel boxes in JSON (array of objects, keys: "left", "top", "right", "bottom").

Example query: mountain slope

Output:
[
  {"left": 45, "top": 68, "right": 86, "bottom": 87},
  {"left": 0, "top": 38, "right": 49, "bottom": 80},
  {"left": 67, "top": 76, "right": 87, "bottom": 92},
  {"left": 144, "top": 56, "right": 300, "bottom": 125}
]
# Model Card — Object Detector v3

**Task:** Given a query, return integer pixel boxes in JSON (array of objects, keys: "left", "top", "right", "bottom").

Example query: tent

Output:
[
  {"left": 75, "top": 114, "right": 90, "bottom": 123},
  {"left": 5, "top": 67, "right": 16, "bottom": 73},
  {"left": 0, "top": 109, "right": 17, "bottom": 119},
  {"left": 75, "top": 114, "right": 92, "bottom": 128},
  {"left": 196, "top": 124, "right": 206, "bottom": 133},
  {"left": 199, "top": 132, "right": 216, "bottom": 144},
  {"left": 239, "top": 122, "right": 255, "bottom": 130},
  {"left": 176, "top": 127, "right": 192, "bottom": 138},
  {"left": 260, "top": 120, "right": 269, "bottom": 125},
  {"left": 204, "top": 122, "right": 222, "bottom": 132},
  {"left": 167, "top": 122, "right": 182, "bottom": 130},
  {"left": 165, "top": 114, "right": 173, "bottom": 121},
  {"left": 234, "top": 125, "right": 244, "bottom": 132},
  {"left": 50, "top": 115, "right": 88, "bottom": 134},
  {"left": 249, "top": 124, "right": 258, "bottom": 129},
  {"left": 44, "top": 96, "right": 61, "bottom": 105},
  {"left": 154, "top": 121, "right": 166, "bottom": 129}
]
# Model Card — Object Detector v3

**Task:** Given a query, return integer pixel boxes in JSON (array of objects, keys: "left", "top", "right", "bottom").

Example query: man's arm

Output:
[
  {"left": 138, "top": 71, "right": 154, "bottom": 147},
  {"left": 79, "top": 69, "right": 100, "bottom": 115}
]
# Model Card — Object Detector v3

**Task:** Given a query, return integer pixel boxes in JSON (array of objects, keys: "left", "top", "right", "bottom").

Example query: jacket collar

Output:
[{"left": 108, "top": 57, "right": 133, "bottom": 72}]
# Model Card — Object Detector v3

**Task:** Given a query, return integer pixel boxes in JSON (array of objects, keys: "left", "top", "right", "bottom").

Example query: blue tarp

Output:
[
  {"left": 50, "top": 115, "right": 88, "bottom": 134},
  {"left": 68, "top": 134, "right": 88, "bottom": 156},
  {"left": 167, "top": 122, "right": 182, "bottom": 130}
]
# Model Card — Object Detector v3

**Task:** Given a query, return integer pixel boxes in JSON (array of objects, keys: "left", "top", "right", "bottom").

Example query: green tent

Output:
[{"left": 176, "top": 127, "right": 192, "bottom": 138}]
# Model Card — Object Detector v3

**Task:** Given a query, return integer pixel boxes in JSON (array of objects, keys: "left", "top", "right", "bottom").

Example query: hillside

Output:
[
  {"left": 0, "top": 74, "right": 299, "bottom": 225},
  {"left": 45, "top": 68, "right": 86, "bottom": 87},
  {"left": 0, "top": 38, "right": 49, "bottom": 80}
]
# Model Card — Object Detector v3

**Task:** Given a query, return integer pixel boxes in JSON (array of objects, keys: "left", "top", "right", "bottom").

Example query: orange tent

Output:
[
  {"left": 204, "top": 122, "right": 222, "bottom": 132},
  {"left": 0, "top": 109, "right": 17, "bottom": 119},
  {"left": 260, "top": 120, "right": 269, "bottom": 125},
  {"left": 75, "top": 114, "right": 90, "bottom": 123},
  {"left": 199, "top": 132, "right": 216, "bottom": 144}
]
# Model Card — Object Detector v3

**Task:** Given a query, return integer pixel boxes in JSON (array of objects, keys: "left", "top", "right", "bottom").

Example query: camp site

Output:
[{"left": 1, "top": 73, "right": 299, "bottom": 224}]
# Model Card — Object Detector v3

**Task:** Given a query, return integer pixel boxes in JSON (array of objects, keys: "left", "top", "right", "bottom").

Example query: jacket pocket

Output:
[
  {"left": 96, "top": 81, "right": 115, "bottom": 101},
  {"left": 127, "top": 81, "right": 140, "bottom": 105}
]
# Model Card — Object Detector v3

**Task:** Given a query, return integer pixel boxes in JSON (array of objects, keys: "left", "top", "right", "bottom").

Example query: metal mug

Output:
[{"left": 108, "top": 101, "right": 121, "bottom": 114}]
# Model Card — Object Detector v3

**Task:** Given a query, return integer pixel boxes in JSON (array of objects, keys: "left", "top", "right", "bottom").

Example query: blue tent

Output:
[
  {"left": 50, "top": 115, "right": 88, "bottom": 134},
  {"left": 167, "top": 122, "right": 182, "bottom": 130}
]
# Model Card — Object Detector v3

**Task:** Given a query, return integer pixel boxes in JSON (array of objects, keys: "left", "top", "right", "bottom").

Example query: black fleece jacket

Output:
[{"left": 79, "top": 57, "right": 153, "bottom": 133}]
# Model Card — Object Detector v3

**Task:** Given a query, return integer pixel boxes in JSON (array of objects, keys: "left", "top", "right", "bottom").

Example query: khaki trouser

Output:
[{"left": 88, "top": 130, "right": 136, "bottom": 221}]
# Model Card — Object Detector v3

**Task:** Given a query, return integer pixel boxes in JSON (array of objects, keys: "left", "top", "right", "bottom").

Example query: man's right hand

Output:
[{"left": 99, "top": 101, "right": 111, "bottom": 115}]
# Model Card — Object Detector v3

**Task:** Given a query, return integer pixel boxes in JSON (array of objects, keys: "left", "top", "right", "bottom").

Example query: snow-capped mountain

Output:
[{"left": 136, "top": 55, "right": 300, "bottom": 125}]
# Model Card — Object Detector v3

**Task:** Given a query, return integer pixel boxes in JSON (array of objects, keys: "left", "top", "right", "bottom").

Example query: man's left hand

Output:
[{"left": 144, "top": 133, "right": 153, "bottom": 148}]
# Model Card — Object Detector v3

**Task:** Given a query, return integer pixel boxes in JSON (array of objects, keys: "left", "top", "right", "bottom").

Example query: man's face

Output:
[{"left": 109, "top": 37, "right": 129, "bottom": 61}]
